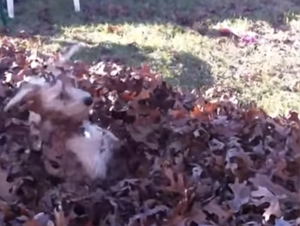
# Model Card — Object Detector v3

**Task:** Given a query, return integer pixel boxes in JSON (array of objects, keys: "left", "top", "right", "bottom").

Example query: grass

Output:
[{"left": 2, "top": 0, "right": 300, "bottom": 114}]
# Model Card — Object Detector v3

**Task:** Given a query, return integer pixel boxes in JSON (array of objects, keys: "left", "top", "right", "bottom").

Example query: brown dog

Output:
[{"left": 4, "top": 73, "right": 119, "bottom": 183}]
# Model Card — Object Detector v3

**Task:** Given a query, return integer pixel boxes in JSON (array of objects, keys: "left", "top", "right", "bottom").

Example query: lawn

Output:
[{"left": 2, "top": 0, "right": 300, "bottom": 114}]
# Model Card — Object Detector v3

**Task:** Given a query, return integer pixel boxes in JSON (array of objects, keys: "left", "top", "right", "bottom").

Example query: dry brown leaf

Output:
[
  {"left": 119, "top": 91, "right": 136, "bottom": 101},
  {"left": 107, "top": 25, "right": 119, "bottom": 33},
  {"left": 190, "top": 105, "right": 210, "bottom": 121},
  {"left": 0, "top": 169, "right": 17, "bottom": 203},
  {"left": 168, "top": 109, "right": 188, "bottom": 119},
  {"left": 161, "top": 163, "right": 186, "bottom": 194},
  {"left": 287, "top": 111, "right": 300, "bottom": 126},
  {"left": 23, "top": 219, "right": 41, "bottom": 226},
  {"left": 271, "top": 158, "right": 289, "bottom": 181},
  {"left": 135, "top": 89, "right": 151, "bottom": 100},
  {"left": 243, "top": 107, "right": 267, "bottom": 123},
  {"left": 203, "top": 199, "right": 233, "bottom": 225},
  {"left": 228, "top": 179, "right": 251, "bottom": 212},
  {"left": 251, "top": 186, "right": 282, "bottom": 221},
  {"left": 250, "top": 174, "right": 300, "bottom": 200},
  {"left": 165, "top": 207, "right": 208, "bottom": 226}
]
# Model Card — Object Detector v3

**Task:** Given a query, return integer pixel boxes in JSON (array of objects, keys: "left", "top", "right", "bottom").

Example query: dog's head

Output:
[{"left": 4, "top": 75, "right": 93, "bottom": 123}]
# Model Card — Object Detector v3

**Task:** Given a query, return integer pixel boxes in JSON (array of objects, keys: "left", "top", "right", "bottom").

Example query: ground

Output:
[{"left": 2, "top": 0, "right": 300, "bottom": 114}]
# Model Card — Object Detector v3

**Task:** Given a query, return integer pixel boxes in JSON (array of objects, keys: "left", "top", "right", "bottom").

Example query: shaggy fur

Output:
[{"left": 4, "top": 75, "right": 119, "bottom": 182}]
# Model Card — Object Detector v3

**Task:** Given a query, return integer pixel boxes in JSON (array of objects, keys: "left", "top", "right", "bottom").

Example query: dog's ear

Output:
[
  {"left": 4, "top": 81, "right": 38, "bottom": 112},
  {"left": 4, "top": 75, "right": 51, "bottom": 112}
]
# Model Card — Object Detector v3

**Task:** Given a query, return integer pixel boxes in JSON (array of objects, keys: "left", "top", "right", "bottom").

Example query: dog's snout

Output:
[{"left": 83, "top": 96, "right": 93, "bottom": 106}]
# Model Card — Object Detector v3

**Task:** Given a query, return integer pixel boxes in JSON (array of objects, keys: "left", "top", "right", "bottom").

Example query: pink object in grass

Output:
[
  {"left": 240, "top": 33, "right": 259, "bottom": 45},
  {"left": 219, "top": 27, "right": 259, "bottom": 45}
]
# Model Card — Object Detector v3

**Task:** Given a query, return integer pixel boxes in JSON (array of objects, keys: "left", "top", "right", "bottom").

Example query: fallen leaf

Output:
[
  {"left": 203, "top": 199, "right": 233, "bottom": 224},
  {"left": 228, "top": 179, "right": 251, "bottom": 212}
]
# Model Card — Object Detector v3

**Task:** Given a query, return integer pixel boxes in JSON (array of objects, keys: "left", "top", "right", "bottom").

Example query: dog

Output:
[{"left": 4, "top": 73, "right": 119, "bottom": 182}]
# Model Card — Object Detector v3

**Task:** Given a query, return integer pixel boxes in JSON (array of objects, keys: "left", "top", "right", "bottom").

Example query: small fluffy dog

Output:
[{"left": 4, "top": 73, "right": 119, "bottom": 182}]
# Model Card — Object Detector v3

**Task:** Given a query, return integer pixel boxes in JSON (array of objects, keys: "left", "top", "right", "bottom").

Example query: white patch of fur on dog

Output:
[{"left": 66, "top": 120, "right": 119, "bottom": 180}]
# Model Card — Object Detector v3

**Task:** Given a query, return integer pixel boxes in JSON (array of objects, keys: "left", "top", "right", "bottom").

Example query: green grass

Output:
[{"left": 2, "top": 0, "right": 300, "bottom": 114}]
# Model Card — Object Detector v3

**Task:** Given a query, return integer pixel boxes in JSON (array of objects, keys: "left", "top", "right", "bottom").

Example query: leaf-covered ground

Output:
[
  {"left": 0, "top": 0, "right": 300, "bottom": 225},
  {"left": 1, "top": 0, "right": 300, "bottom": 114},
  {"left": 0, "top": 37, "right": 300, "bottom": 226}
]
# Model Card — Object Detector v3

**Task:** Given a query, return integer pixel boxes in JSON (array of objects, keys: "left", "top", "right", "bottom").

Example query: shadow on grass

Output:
[
  {"left": 2, "top": 0, "right": 300, "bottom": 37},
  {"left": 161, "top": 52, "right": 214, "bottom": 90},
  {"left": 53, "top": 40, "right": 214, "bottom": 90}
]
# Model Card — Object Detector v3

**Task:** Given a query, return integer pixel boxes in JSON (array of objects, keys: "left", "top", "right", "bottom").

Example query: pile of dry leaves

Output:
[{"left": 0, "top": 38, "right": 299, "bottom": 226}]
